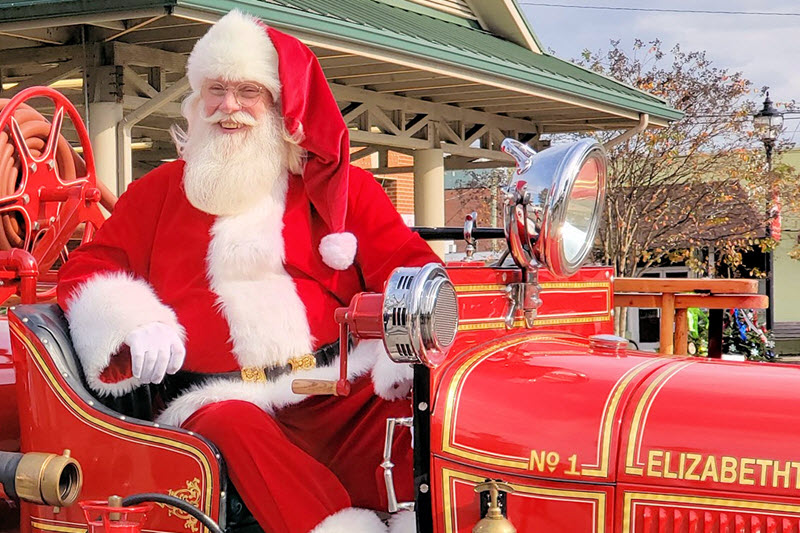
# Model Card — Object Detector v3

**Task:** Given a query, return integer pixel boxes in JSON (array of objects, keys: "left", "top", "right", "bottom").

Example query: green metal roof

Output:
[
  {"left": 0, "top": 0, "right": 683, "bottom": 123},
  {"left": 185, "top": 0, "right": 682, "bottom": 122}
]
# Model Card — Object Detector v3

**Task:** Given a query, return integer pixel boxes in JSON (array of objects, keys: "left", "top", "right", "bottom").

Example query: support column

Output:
[
  {"left": 413, "top": 148, "right": 445, "bottom": 259},
  {"left": 86, "top": 63, "right": 124, "bottom": 197},
  {"left": 88, "top": 101, "right": 123, "bottom": 196}
]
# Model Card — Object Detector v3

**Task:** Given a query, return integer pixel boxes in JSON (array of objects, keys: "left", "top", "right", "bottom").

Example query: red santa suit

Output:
[{"left": 57, "top": 10, "right": 438, "bottom": 533}]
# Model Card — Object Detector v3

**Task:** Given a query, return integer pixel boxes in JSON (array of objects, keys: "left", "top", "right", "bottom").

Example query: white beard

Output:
[{"left": 182, "top": 104, "right": 288, "bottom": 216}]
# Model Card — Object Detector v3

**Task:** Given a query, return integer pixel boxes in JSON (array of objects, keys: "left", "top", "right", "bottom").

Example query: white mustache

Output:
[{"left": 202, "top": 110, "right": 258, "bottom": 127}]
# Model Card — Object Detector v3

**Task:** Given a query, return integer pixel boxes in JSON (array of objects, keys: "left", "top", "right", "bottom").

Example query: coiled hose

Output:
[{"left": 0, "top": 98, "right": 116, "bottom": 252}]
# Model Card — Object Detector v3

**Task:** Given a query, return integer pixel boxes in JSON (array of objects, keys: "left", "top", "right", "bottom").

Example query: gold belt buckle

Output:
[
  {"left": 241, "top": 367, "right": 268, "bottom": 383},
  {"left": 241, "top": 354, "right": 316, "bottom": 383},
  {"left": 288, "top": 353, "right": 316, "bottom": 372}
]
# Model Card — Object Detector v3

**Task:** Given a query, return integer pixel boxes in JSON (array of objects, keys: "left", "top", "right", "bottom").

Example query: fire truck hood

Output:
[
  {"left": 618, "top": 356, "right": 800, "bottom": 498},
  {"left": 432, "top": 331, "right": 800, "bottom": 497}
]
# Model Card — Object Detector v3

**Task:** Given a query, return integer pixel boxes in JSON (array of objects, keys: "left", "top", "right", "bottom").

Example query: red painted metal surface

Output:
[
  {"left": 339, "top": 292, "right": 384, "bottom": 339},
  {"left": 433, "top": 457, "right": 614, "bottom": 533},
  {"left": 0, "top": 319, "right": 19, "bottom": 453},
  {"left": 615, "top": 483, "right": 800, "bottom": 533},
  {"left": 0, "top": 331, "right": 20, "bottom": 533},
  {"left": 431, "top": 331, "right": 671, "bottom": 483},
  {"left": 428, "top": 265, "right": 800, "bottom": 531},
  {"left": 618, "top": 358, "right": 800, "bottom": 498},
  {"left": 8, "top": 312, "right": 223, "bottom": 533},
  {"left": 447, "top": 265, "right": 614, "bottom": 336}
]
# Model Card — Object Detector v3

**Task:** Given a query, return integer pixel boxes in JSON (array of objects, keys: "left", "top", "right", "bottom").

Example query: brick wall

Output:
[
  {"left": 351, "top": 149, "right": 415, "bottom": 220},
  {"left": 445, "top": 187, "right": 504, "bottom": 252},
  {"left": 387, "top": 151, "right": 414, "bottom": 216}
]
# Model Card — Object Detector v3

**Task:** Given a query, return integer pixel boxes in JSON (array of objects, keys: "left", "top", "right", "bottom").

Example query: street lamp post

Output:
[
  {"left": 753, "top": 92, "right": 784, "bottom": 331},
  {"left": 754, "top": 92, "right": 783, "bottom": 169}
]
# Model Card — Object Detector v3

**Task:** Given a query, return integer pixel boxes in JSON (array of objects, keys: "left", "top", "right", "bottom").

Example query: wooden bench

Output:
[{"left": 614, "top": 278, "right": 768, "bottom": 357}]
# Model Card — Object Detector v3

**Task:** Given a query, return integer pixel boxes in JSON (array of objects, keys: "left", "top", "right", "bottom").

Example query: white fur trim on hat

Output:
[
  {"left": 310, "top": 508, "right": 387, "bottom": 533},
  {"left": 187, "top": 10, "right": 280, "bottom": 98},
  {"left": 388, "top": 511, "right": 416, "bottom": 533},
  {"left": 319, "top": 232, "right": 357, "bottom": 270},
  {"left": 65, "top": 271, "right": 184, "bottom": 397}
]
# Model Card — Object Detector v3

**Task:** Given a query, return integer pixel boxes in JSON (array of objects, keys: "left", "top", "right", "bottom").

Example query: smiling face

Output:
[
  {"left": 181, "top": 82, "right": 289, "bottom": 216},
  {"left": 200, "top": 78, "right": 274, "bottom": 133}
]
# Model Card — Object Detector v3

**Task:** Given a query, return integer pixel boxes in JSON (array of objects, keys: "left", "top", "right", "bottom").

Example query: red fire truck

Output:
[{"left": 1, "top": 87, "right": 799, "bottom": 533}]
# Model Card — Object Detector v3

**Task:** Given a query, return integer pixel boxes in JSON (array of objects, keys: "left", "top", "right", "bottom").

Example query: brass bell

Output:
[{"left": 473, "top": 479, "right": 516, "bottom": 533}]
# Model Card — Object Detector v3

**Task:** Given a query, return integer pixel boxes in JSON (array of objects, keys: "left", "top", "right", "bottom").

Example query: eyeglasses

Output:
[{"left": 202, "top": 82, "right": 269, "bottom": 108}]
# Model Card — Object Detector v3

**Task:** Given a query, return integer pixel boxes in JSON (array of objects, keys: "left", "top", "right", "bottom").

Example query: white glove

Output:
[{"left": 124, "top": 322, "right": 186, "bottom": 384}]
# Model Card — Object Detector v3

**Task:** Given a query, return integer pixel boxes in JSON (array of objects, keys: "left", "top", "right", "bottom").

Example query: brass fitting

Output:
[
  {"left": 473, "top": 480, "right": 516, "bottom": 533},
  {"left": 12, "top": 450, "right": 82, "bottom": 507}
]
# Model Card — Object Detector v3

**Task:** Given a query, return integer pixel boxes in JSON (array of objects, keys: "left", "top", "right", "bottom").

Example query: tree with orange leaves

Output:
[{"left": 578, "top": 39, "right": 800, "bottom": 334}]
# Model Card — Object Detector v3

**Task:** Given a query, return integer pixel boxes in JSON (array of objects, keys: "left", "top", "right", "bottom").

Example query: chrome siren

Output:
[{"left": 383, "top": 263, "right": 458, "bottom": 367}]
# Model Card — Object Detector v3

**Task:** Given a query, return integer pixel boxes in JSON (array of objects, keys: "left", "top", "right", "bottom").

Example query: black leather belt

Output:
[{"left": 169, "top": 339, "right": 343, "bottom": 394}]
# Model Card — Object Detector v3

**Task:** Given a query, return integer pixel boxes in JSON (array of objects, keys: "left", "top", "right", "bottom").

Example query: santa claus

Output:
[{"left": 57, "top": 10, "right": 438, "bottom": 533}]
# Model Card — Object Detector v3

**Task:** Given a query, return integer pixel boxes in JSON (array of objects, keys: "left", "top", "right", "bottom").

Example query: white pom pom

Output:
[{"left": 319, "top": 232, "right": 357, "bottom": 270}]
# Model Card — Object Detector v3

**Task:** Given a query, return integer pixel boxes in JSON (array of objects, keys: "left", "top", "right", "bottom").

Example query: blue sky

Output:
[{"left": 519, "top": 1, "right": 800, "bottom": 144}]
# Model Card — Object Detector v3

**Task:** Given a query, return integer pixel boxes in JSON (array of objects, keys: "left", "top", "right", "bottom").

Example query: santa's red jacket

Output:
[{"left": 56, "top": 159, "right": 439, "bottom": 426}]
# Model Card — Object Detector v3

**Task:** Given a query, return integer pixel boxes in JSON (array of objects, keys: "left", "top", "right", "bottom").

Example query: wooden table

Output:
[{"left": 614, "top": 278, "right": 768, "bottom": 356}]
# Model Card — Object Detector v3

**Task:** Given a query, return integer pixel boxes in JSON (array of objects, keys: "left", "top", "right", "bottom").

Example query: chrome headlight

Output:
[
  {"left": 382, "top": 263, "right": 459, "bottom": 367},
  {"left": 502, "top": 138, "right": 607, "bottom": 278}
]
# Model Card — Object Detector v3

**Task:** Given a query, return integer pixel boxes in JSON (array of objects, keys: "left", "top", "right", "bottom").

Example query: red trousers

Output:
[{"left": 182, "top": 376, "right": 414, "bottom": 533}]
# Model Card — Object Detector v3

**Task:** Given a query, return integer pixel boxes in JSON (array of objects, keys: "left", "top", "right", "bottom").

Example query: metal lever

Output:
[{"left": 382, "top": 417, "right": 414, "bottom": 513}]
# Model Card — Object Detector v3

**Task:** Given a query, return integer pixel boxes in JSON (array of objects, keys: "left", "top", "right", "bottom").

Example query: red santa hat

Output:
[{"left": 186, "top": 10, "right": 357, "bottom": 270}]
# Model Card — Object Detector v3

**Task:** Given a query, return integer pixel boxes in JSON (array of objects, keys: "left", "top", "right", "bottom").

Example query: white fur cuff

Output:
[
  {"left": 310, "top": 508, "right": 387, "bottom": 533},
  {"left": 372, "top": 347, "right": 413, "bottom": 401},
  {"left": 319, "top": 232, "right": 357, "bottom": 270},
  {"left": 389, "top": 511, "right": 416, "bottom": 533},
  {"left": 65, "top": 272, "right": 183, "bottom": 397}
]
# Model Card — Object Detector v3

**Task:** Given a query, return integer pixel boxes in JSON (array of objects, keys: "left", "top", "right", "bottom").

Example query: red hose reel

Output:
[{"left": 0, "top": 87, "right": 114, "bottom": 302}]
